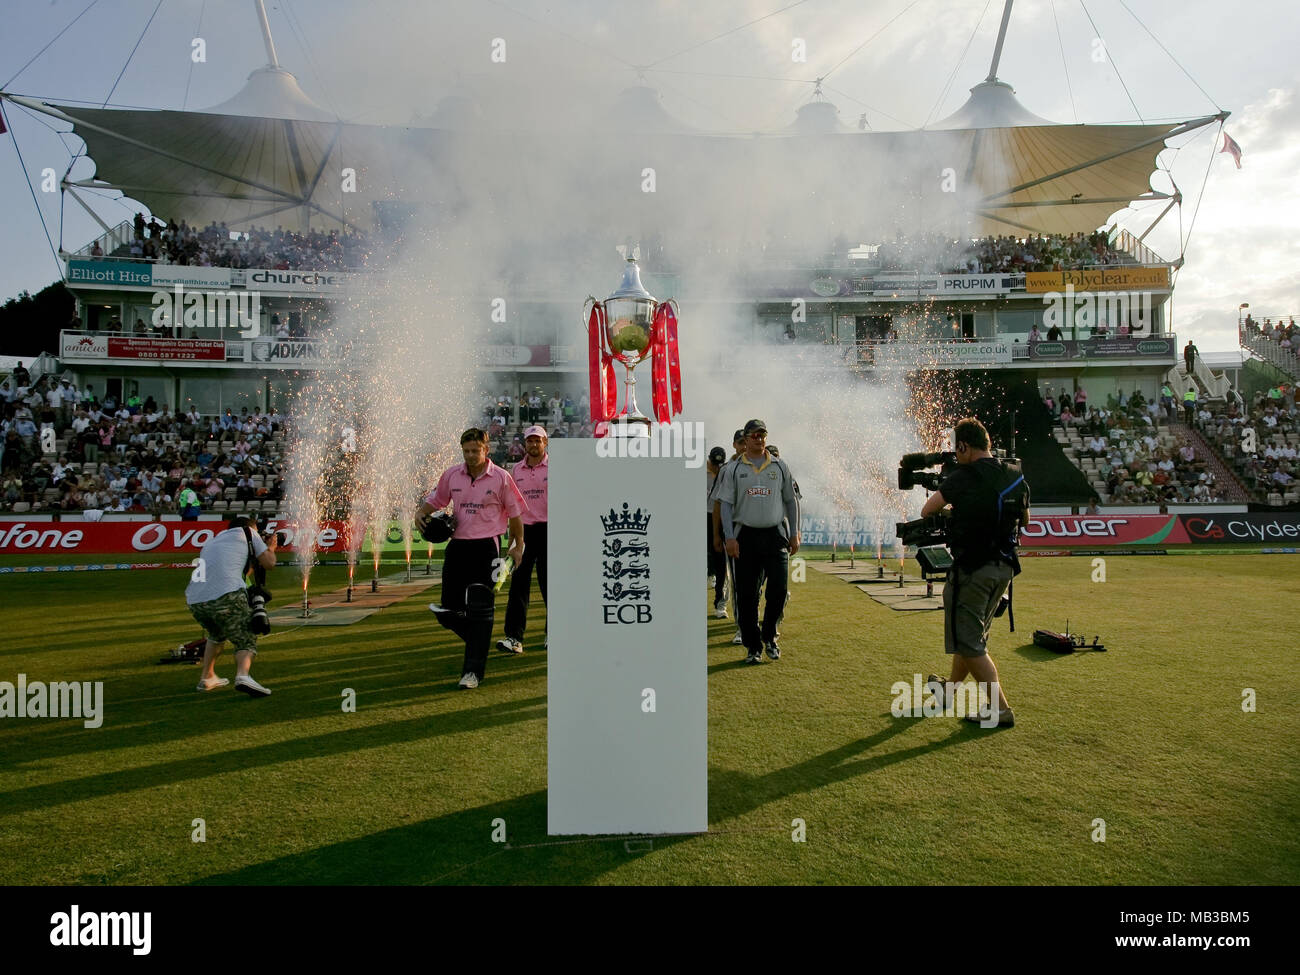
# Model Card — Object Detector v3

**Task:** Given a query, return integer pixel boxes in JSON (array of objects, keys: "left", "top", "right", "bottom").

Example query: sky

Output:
[{"left": 0, "top": 0, "right": 1296, "bottom": 356}]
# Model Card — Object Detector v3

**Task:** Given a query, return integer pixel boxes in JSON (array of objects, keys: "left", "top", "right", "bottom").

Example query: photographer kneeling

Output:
[
  {"left": 922, "top": 418, "right": 1029, "bottom": 728},
  {"left": 185, "top": 514, "right": 278, "bottom": 697}
]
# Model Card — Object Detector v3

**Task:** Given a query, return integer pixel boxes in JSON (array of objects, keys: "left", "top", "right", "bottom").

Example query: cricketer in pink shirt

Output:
[
  {"left": 422, "top": 459, "right": 526, "bottom": 540},
  {"left": 511, "top": 452, "right": 548, "bottom": 525}
]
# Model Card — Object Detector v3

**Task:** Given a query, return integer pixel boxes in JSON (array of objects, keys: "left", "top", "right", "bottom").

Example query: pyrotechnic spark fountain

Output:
[{"left": 283, "top": 378, "right": 341, "bottom": 601}]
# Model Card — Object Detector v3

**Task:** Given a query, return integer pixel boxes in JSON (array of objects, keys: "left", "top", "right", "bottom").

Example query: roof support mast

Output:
[
  {"left": 254, "top": 0, "right": 281, "bottom": 69},
  {"left": 252, "top": 0, "right": 315, "bottom": 230},
  {"left": 986, "top": 0, "right": 1015, "bottom": 82}
]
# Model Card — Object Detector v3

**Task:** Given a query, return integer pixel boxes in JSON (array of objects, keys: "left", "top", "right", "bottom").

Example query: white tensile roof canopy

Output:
[{"left": 0, "top": 0, "right": 1224, "bottom": 247}]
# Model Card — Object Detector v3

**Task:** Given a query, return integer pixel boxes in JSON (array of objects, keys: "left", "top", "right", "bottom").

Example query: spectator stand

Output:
[
  {"left": 1195, "top": 389, "right": 1300, "bottom": 507},
  {"left": 1051, "top": 394, "right": 1240, "bottom": 504},
  {"left": 1240, "top": 313, "right": 1300, "bottom": 383}
]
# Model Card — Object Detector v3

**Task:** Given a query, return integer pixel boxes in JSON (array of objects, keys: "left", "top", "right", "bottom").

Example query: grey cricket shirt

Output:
[{"left": 719, "top": 452, "right": 797, "bottom": 536}]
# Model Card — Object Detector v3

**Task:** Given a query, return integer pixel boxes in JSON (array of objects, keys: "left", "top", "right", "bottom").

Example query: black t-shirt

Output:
[{"left": 939, "top": 458, "right": 1029, "bottom": 571}]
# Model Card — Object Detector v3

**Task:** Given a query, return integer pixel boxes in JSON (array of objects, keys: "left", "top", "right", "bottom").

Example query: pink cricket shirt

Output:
[
  {"left": 424, "top": 459, "right": 525, "bottom": 540},
  {"left": 511, "top": 454, "right": 548, "bottom": 525}
]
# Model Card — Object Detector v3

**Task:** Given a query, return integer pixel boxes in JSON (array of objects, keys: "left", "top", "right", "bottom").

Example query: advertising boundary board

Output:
[
  {"left": 11, "top": 513, "right": 1295, "bottom": 557},
  {"left": 1177, "top": 512, "right": 1300, "bottom": 544}
]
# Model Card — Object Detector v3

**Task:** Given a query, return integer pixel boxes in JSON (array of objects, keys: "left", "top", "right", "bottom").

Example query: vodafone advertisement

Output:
[{"left": 0, "top": 520, "right": 350, "bottom": 556}]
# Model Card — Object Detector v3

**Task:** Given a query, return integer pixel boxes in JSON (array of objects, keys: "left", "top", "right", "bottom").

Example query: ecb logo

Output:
[{"left": 600, "top": 502, "right": 652, "bottom": 625}]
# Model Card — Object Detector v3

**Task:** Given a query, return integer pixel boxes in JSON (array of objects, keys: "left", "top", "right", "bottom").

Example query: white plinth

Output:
[{"left": 547, "top": 440, "right": 707, "bottom": 835}]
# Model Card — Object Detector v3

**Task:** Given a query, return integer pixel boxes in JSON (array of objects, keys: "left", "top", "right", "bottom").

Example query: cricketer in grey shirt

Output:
[{"left": 720, "top": 453, "right": 798, "bottom": 541}]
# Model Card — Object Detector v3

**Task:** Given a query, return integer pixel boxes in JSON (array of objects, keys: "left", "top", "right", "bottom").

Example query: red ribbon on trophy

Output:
[
  {"left": 649, "top": 300, "right": 682, "bottom": 424},
  {"left": 587, "top": 299, "right": 617, "bottom": 426}
]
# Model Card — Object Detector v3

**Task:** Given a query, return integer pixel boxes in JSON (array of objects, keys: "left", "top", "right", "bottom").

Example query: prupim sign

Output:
[
  {"left": 1179, "top": 513, "right": 1300, "bottom": 544},
  {"left": 0, "top": 521, "right": 346, "bottom": 555},
  {"left": 1019, "top": 514, "right": 1189, "bottom": 547}
]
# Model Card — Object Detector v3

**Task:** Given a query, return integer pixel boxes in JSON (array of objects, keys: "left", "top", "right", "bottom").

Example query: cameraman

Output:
[
  {"left": 921, "top": 418, "right": 1029, "bottom": 727},
  {"left": 185, "top": 514, "right": 278, "bottom": 697}
]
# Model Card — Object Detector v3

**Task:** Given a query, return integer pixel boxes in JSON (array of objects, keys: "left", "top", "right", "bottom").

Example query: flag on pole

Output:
[{"left": 1220, "top": 131, "right": 1242, "bottom": 169}]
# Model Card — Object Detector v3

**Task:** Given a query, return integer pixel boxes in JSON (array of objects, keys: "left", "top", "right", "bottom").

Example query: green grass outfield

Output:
[{"left": 0, "top": 551, "right": 1297, "bottom": 885}]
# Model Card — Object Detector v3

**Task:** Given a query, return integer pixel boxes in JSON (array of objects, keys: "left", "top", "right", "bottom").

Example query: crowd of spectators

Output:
[
  {"left": 92, "top": 212, "right": 372, "bottom": 271},
  {"left": 1054, "top": 383, "right": 1223, "bottom": 503},
  {"left": 1, "top": 372, "right": 286, "bottom": 514},
  {"left": 1242, "top": 314, "right": 1297, "bottom": 351},
  {"left": 870, "top": 230, "right": 1129, "bottom": 275},
  {"left": 1196, "top": 384, "right": 1299, "bottom": 501},
  {"left": 475, "top": 388, "right": 592, "bottom": 464}
]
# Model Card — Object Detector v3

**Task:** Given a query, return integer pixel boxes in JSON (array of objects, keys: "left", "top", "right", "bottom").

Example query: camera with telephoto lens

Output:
[
  {"left": 242, "top": 514, "right": 273, "bottom": 634},
  {"left": 247, "top": 583, "right": 272, "bottom": 635}
]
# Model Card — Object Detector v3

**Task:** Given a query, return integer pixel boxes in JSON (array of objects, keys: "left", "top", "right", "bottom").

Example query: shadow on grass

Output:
[
  {"left": 1011, "top": 642, "right": 1075, "bottom": 662},
  {"left": 709, "top": 713, "right": 975, "bottom": 824},
  {"left": 1, "top": 607, "right": 553, "bottom": 765},
  {"left": 193, "top": 789, "right": 687, "bottom": 885},
  {"left": 708, "top": 658, "right": 752, "bottom": 674},
  {"left": 0, "top": 691, "right": 547, "bottom": 816}
]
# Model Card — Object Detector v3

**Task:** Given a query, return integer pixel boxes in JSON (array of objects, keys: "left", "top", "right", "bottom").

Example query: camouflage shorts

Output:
[{"left": 189, "top": 589, "right": 258, "bottom": 655}]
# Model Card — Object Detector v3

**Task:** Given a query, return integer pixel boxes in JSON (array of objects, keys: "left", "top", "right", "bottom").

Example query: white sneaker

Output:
[
  {"left": 732, "top": 630, "right": 744, "bottom": 645},
  {"left": 234, "top": 674, "right": 271, "bottom": 697},
  {"left": 458, "top": 672, "right": 480, "bottom": 689},
  {"left": 196, "top": 676, "right": 228, "bottom": 692},
  {"left": 714, "top": 600, "right": 728, "bottom": 618}
]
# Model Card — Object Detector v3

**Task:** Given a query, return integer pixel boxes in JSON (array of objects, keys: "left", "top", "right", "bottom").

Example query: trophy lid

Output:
[{"left": 609, "top": 247, "right": 655, "bottom": 303}]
